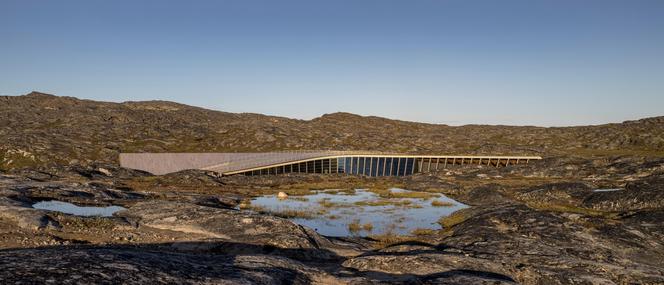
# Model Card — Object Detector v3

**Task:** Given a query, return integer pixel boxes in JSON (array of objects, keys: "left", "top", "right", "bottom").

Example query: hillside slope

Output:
[{"left": 1, "top": 92, "right": 663, "bottom": 170}]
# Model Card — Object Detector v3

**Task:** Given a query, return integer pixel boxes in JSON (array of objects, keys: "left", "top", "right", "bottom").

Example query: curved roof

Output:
[{"left": 119, "top": 151, "right": 542, "bottom": 175}]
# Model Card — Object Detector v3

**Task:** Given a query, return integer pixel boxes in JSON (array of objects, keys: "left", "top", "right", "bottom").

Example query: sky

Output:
[{"left": 1, "top": 0, "right": 663, "bottom": 126}]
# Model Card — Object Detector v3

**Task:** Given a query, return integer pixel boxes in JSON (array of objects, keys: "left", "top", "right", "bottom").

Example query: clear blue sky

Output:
[{"left": 1, "top": 0, "right": 663, "bottom": 126}]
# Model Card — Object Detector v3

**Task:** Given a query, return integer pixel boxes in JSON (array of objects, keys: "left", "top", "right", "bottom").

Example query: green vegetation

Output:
[
  {"left": 527, "top": 203, "right": 619, "bottom": 218},
  {"left": 318, "top": 198, "right": 348, "bottom": 208},
  {"left": 248, "top": 205, "right": 315, "bottom": 219},
  {"left": 347, "top": 220, "right": 375, "bottom": 233},
  {"left": 353, "top": 199, "right": 413, "bottom": 207},
  {"left": 366, "top": 188, "right": 440, "bottom": 200},
  {"left": 431, "top": 200, "right": 455, "bottom": 207},
  {"left": 272, "top": 209, "right": 315, "bottom": 219},
  {"left": 368, "top": 233, "right": 422, "bottom": 248},
  {"left": 0, "top": 149, "right": 41, "bottom": 171},
  {"left": 347, "top": 220, "right": 362, "bottom": 233},
  {"left": 438, "top": 210, "right": 468, "bottom": 228},
  {"left": 410, "top": 228, "right": 436, "bottom": 236},
  {"left": 289, "top": 196, "right": 309, "bottom": 202},
  {"left": 569, "top": 148, "right": 664, "bottom": 158}
]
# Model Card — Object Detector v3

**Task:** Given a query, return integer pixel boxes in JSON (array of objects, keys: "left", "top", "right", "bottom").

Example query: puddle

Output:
[
  {"left": 593, "top": 188, "right": 624, "bottom": 192},
  {"left": 250, "top": 188, "right": 469, "bottom": 237},
  {"left": 33, "top": 201, "right": 126, "bottom": 217}
]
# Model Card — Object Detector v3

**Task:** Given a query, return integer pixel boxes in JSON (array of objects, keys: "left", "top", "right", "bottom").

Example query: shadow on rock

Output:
[{"left": 0, "top": 240, "right": 520, "bottom": 284}]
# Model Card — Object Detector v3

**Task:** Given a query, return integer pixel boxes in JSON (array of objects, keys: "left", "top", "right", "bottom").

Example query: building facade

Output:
[{"left": 120, "top": 151, "right": 542, "bottom": 176}]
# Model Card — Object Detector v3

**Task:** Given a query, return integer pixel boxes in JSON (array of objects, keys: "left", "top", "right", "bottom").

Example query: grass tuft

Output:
[
  {"left": 410, "top": 228, "right": 436, "bottom": 236},
  {"left": 348, "top": 219, "right": 362, "bottom": 233},
  {"left": 431, "top": 200, "right": 455, "bottom": 207},
  {"left": 438, "top": 211, "right": 468, "bottom": 228},
  {"left": 249, "top": 205, "right": 315, "bottom": 219}
]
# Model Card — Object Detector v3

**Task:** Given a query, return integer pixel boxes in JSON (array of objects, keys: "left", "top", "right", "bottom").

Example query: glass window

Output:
[
  {"left": 397, "top": 158, "right": 405, "bottom": 176},
  {"left": 385, "top": 158, "right": 393, "bottom": 176},
  {"left": 370, "top": 158, "right": 378, "bottom": 176},
  {"left": 358, "top": 157, "right": 365, "bottom": 175},
  {"left": 330, "top": 159, "right": 337, "bottom": 173},
  {"left": 321, "top": 159, "right": 329, "bottom": 173},
  {"left": 405, "top": 158, "right": 414, "bottom": 175},
  {"left": 377, "top": 157, "right": 385, "bottom": 176}
]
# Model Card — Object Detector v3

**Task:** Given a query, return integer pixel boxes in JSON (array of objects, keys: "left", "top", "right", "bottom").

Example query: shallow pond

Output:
[
  {"left": 250, "top": 188, "right": 469, "bottom": 237},
  {"left": 33, "top": 201, "right": 126, "bottom": 217}
]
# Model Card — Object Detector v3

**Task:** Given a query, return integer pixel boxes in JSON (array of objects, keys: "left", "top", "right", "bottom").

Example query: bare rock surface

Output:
[
  {"left": 1, "top": 93, "right": 664, "bottom": 284},
  {"left": 122, "top": 201, "right": 342, "bottom": 260},
  {"left": 0, "top": 246, "right": 339, "bottom": 285},
  {"left": 1, "top": 92, "right": 663, "bottom": 171}
]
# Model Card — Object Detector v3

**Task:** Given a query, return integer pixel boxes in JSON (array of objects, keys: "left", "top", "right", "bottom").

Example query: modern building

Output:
[{"left": 120, "top": 151, "right": 542, "bottom": 176}]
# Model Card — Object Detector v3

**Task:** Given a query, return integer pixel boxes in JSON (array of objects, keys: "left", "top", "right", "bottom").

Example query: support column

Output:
[
  {"left": 396, "top": 158, "right": 402, "bottom": 176},
  {"left": 368, "top": 157, "right": 373, "bottom": 177},
  {"left": 360, "top": 157, "right": 365, "bottom": 176}
]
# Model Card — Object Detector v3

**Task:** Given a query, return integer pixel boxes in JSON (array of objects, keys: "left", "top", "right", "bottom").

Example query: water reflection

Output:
[{"left": 250, "top": 188, "right": 468, "bottom": 237}]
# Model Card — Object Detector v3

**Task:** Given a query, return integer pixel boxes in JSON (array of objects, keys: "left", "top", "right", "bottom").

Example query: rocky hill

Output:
[
  {"left": 1, "top": 91, "right": 663, "bottom": 170},
  {"left": 2, "top": 91, "right": 664, "bottom": 284}
]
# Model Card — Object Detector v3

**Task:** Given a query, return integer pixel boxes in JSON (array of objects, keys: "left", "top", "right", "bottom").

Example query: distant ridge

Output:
[{"left": 0, "top": 92, "right": 662, "bottom": 170}]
